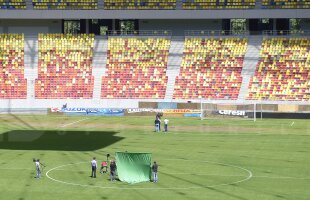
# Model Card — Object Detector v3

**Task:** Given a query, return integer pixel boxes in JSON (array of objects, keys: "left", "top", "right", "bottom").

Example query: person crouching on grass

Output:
[{"left": 100, "top": 161, "right": 108, "bottom": 174}]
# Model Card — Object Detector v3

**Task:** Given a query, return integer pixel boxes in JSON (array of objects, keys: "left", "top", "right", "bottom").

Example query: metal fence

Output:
[
  {"left": 185, "top": 30, "right": 250, "bottom": 36},
  {"left": 106, "top": 30, "right": 172, "bottom": 36},
  {"left": 263, "top": 30, "right": 310, "bottom": 36}
]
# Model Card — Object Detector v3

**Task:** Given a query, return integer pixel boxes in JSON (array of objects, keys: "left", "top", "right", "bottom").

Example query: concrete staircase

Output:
[
  {"left": 97, "top": 0, "right": 104, "bottom": 9},
  {"left": 24, "top": 36, "right": 38, "bottom": 100},
  {"left": 238, "top": 35, "right": 263, "bottom": 100},
  {"left": 255, "top": 0, "right": 262, "bottom": 9},
  {"left": 92, "top": 36, "right": 108, "bottom": 99},
  {"left": 25, "top": 0, "right": 33, "bottom": 9},
  {"left": 165, "top": 36, "right": 184, "bottom": 100},
  {"left": 176, "top": 0, "right": 183, "bottom": 9}
]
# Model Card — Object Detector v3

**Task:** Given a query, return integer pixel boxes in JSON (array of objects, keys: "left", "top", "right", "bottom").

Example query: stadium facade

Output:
[{"left": 0, "top": 1, "right": 309, "bottom": 112}]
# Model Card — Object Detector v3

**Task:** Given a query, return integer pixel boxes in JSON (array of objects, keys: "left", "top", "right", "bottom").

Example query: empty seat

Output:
[
  {"left": 182, "top": 0, "right": 255, "bottom": 9},
  {"left": 32, "top": 0, "right": 97, "bottom": 9},
  {"left": 173, "top": 37, "right": 247, "bottom": 100},
  {"left": 247, "top": 38, "right": 310, "bottom": 101},
  {"left": 104, "top": 0, "right": 176, "bottom": 9},
  {"left": 0, "top": 0, "right": 26, "bottom": 9},
  {"left": 35, "top": 34, "right": 95, "bottom": 99},
  {"left": 0, "top": 34, "right": 27, "bottom": 99},
  {"left": 101, "top": 37, "right": 170, "bottom": 99}
]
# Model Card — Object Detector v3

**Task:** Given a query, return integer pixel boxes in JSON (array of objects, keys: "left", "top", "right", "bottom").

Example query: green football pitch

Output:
[{"left": 0, "top": 114, "right": 309, "bottom": 200}]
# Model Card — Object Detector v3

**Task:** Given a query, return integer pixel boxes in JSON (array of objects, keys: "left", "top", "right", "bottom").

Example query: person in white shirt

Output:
[
  {"left": 164, "top": 118, "right": 169, "bottom": 132},
  {"left": 91, "top": 157, "right": 97, "bottom": 178},
  {"left": 35, "top": 159, "right": 41, "bottom": 178}
]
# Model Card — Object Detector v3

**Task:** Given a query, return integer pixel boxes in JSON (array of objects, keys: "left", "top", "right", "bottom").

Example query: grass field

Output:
[{"left": 0, "top": 114, "right": 309, "bottom": 200}]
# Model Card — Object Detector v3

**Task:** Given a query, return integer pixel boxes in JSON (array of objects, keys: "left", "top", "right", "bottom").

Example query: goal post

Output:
[{"left": 199, "top": 101, "right": 257, "bottom": 121}]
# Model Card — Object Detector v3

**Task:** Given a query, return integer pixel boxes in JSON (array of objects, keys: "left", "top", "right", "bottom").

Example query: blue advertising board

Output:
[
  {"left": 62, "top": 108, "right": 124, "bottom": 116},
  {"left": 183, "top": 113, "right": 201, "bottom": 117}
]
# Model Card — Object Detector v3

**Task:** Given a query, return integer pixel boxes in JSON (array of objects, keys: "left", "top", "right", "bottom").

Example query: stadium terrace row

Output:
[
  {"left": 1, "top": 0, "right": 310, "bottom": 9},
  {"left": 102, "top": 38, "right": 170, "bottom": 99},
  {"left": 0, "top": 34, "right": 27, "bottom": 98},
  {"left": 248, "top": 38, "right": 310, "bottom": 101},
  {"left": 0, "top": 0, "right": 25, "bottom": 9},
  {"left": 35, "top": 34, "right": 95, "bottom": 99},
  {"left": 0, "top": 34, "right": 309, "bottom": 101},
  {"left": 174, "top": 38, "right": 247, "bottom": 100}
]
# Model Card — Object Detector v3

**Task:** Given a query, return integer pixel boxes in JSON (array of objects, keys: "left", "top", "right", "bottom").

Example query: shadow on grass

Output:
[{"left": 0, "top": 130, "right": 123, "bottom": 151}]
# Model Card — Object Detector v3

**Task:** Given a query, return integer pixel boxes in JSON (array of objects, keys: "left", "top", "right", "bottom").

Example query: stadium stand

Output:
[
  {"left": 173, "top": 37, "right": 247, "bottom": 100},
  {"left": 0, "top": 0, "right": 26, "bottom": 9},
  {"left": 182, "top": 0, "right": 255, "bottom": 9},
  {"left": 262, "top": 0, "right": 310, "bottom": 9},
  {"left": 101, "top": 37, "right": 170, "bottom": 99},
  {"left": 32, "top": 0, "right": 97, "bottom": 10},
  {"left": 104, "top": 0, "right": 176, "bottom": 9},
  {"left": 247, "top": 38, "right": 310, "bottom": 101},
  {"left": 35, "top": 34, "right": 95, "bottom": 99},
  {"left": 0, "top": 34, "right": 27, "bottom": 99}
]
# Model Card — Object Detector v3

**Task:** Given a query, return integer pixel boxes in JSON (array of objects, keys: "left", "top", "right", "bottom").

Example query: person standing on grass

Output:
[
  {"left": 110, "top": 160, "right": 117, "bottom": 181},
  {"left": 154, "top": 118, "right": 160, "bottom": 132},
  {"left": 156, "top": 113, "right": 162, "bottom": 131},
  {"left": 34, "top": 159, "right": 41, "bottom": 179},
  {"left": 164, "top": 118, "right": 169, "bottom": 132},
  {"left": 91, "top": 157, "right": 97, "bottom": 178},
  {"left": 152, "top": 161, "right": 158, "bottom": 183}
]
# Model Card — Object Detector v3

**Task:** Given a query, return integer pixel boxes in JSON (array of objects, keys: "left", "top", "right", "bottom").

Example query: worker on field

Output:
[
  {"left": 152, "top": 161, "right": 158, "bottom": 183},
  {"left": 110, "top": 160, "right": 117, "bottom": 181},
  {"left": 91, "top": 157, "right": 97, "bottom": 178},
  {"left": 164, "top": 118, "right": 169, "bottom": 132}
]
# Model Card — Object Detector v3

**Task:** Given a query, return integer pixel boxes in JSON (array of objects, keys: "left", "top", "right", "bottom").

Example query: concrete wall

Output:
[
  {"left": 0, "top": 10, "right": 310, "bottom": 19},
  {"left": 300, "top": 19, "right": 310, "bottom": 30},
  {"left": 0, "top": 19, "right": 62, "bottom": 35},
  {"left": 139, "top": 19, "right": 222, "bottom": 36}
]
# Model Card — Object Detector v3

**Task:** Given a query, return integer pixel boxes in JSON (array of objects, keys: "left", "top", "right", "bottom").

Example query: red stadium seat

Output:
[
  {"left": 247, "top": 38, "right": 310, "bottom": 101},
  {"left": 0, "top": 34, "right": 27, "bottom": 99},
  {"left": 173, "top": 38, "right": 247, "bottom": 100},
  {"left": 101, "top": 37, "right": 170, "bottom": 99},
  {"left": 35, "top": 34, "right": 95, "bottom": 99}
]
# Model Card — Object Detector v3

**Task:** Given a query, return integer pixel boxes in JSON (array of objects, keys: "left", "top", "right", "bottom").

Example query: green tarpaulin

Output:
[{"left": 115, "top": 152, "right": 152, "bottom": 184}]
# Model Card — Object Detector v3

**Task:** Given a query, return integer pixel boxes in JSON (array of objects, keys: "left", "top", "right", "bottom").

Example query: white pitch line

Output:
[
  {"left": 0, "top": 168, "right": 33, "bottom": 171},
  {"left": 59, "top": 118, "right": 89, "bottom": 128},
  {"left": 48, "top": 168, "right": 247, "bottom": 177},
  {"left": 253, "top": 175, "right": 310, "bottom": 180},
  {"left": 1, "top": 167, "right": 308, "bottom": 181},
  {"left": 45, "top": 160, "right": 253, "bottom": 190}
]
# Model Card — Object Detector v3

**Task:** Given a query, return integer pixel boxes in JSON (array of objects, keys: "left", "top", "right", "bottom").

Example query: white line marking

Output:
[
  {"left": 48, "top": 168, "right": 246, "bottom": 177},
  {"left": 45, "top": 160, "right": 253, "bottom": 190},
  {"left": 59, "top": 118, "right": 89, "bottom": 128},
  {"left": 0, "top": 168, "right": 33, "bottom": 171},
  {"left": 253, "top": 175, "right": 310, "bottom": 180},
  {"left": 1, "top": 167, "right": 307, "bottom": 181}
]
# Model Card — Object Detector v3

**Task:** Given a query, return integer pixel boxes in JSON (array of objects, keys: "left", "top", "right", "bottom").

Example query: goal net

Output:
[{"left": 199, "top": 102, "right": 257, "bottom": 121}]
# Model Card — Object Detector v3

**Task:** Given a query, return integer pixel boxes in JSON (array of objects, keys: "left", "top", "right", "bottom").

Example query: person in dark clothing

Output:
[
  {"left": 110, "top": 160, "right": 117, "bottom": 181},
  {"left": 152, "top": 161, "right": 158, "bottom": 183},
  {"left": 154, "top": 118, "right": 160, "bottom": 132},
  {"left": 91, "top": 157, "right": 97, "bottom": 178},
  {"left": 156, "top": 113, "right": 163, "bottom": 131}
]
